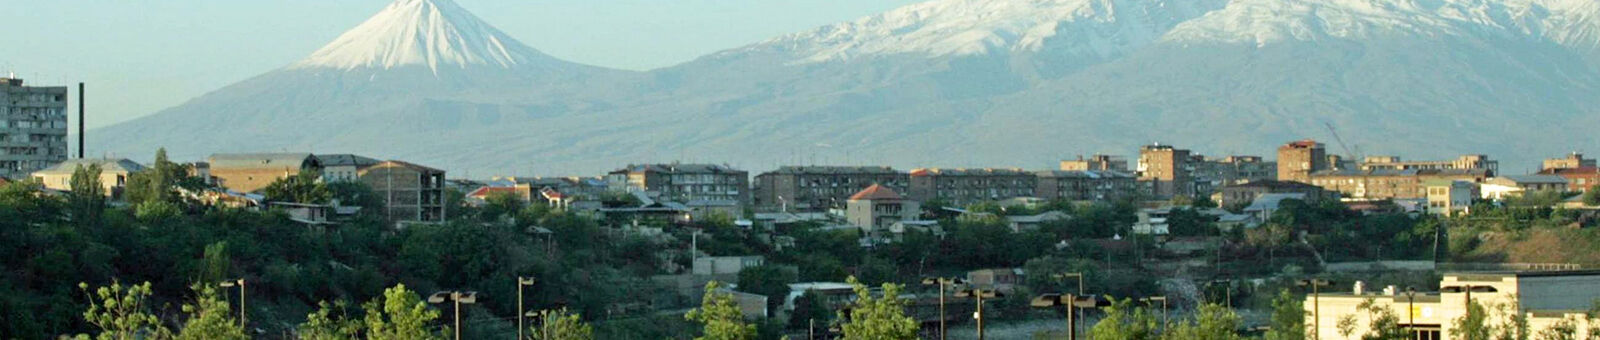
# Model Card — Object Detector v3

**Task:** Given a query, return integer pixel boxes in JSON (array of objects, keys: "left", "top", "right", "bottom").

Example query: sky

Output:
[{"left": 0, "top": 0, "right": 920, "bottom": 130}]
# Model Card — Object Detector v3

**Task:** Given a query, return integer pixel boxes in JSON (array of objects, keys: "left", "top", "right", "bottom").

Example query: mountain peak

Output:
[{"left": 292, "top": 0, "right": 551, "bottom": 72}]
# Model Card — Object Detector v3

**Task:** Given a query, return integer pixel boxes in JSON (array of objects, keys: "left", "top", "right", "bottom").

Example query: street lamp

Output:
[
  {"left": 921, "top": 277, "right": 967, "bottom": 340},
  {"left": 1404, "top": 286, "right": 1417, "bottom": 340},
  {"left": 1140, "top": 296, "right": 1168, "bottom": 331},
  {"left": 518, "top": 277, "right": 536, "bottom": 340},
  {"left": 1032, "top": 293, "right": 1079, "bottom": 340},
  {"left": 428, "top": 291, "right": 479, "bottom": 340},
  {"left": 1051, "top": 272, "right": 1085, "bottom": 295},
  {"left": 955, "top": 288, "right": 1003, "bottom": 340},
  {"left": 218, "top": 279, "right": 246, "bottom": 327},
  {"left": 1297, "top": 279, "right": 1334, "bottom": 340}
]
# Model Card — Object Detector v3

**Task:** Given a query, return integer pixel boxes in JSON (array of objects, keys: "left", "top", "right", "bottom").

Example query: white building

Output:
[
  {"left": 1308, "top": 271, "right": 1600, "bottom": 340},
  {"left": 1425, "top": 180, "right": 1477, "bottom": 216}
]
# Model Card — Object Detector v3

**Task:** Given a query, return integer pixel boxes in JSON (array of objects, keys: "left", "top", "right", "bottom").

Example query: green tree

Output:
[
  {"left": 736, "top": 264, "right": 795, "bottom": 314},
  {"left": 175, "top": 284, "right": 247, "bottom": 340},
  {"left": 1264, "top": 289, "right": 1306, "bottom": 340},
  {"left": 198, "top": 241, "right": 231, "bottom": 285},
  {"left": 1353, "top": 299, "right": 1408, "bottom": 340},
  {"left": 685, "top": 281, "right": 756, "bottom": 340},
  {"left": 1583, "top": 186, "right": 1600, "bottom": 206},
  {"left": 75, "top": 281, "right": 173, "bottom": 340},
  {"left": 69, "top": 163, "right": 106, "bottom": 225},
  {"left": 1535, "top": 316, "right": 1578, "bottom": 340},
  {"left": 838, "top": 276, "right": 918, "bottom": 340},
  {"left": 529, "top": 308, "right": 596, "bottom": 340},
  {"left": 298, "top": 301, "right": 362, "bottom": 340},
  {"left": 787, "top": 290, "right": 834, "bottom": 329},
  {"left": 262, "top": 169, "right": 332, "bottom": 204},
  {"left": 362, "top": 284, "right": 443, "bottom": 339},
  {"left": 1162, "top": 303, "right": 1242, "bottom": 340},
  {"left": 1452, "top": 300, "right": 1492, "bottom": 340},
  {"left": 1088, "top": 298, "right": 1159, "bottom": 340}
]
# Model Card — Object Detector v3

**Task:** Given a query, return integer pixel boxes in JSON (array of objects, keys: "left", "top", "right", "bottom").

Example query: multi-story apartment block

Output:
[
  {"left": 1137, "top": 144, "right": 1192, "bottom": 198},
  {"left": 907, "top": 168, "right": 1036, "bottom": 205},
  {"left": 1, "top": 78, "right": 68, "bottom": 179},
  {"left": 1542, "top": 152, "right": 1595, "bottom": 171},
  {"left": 1537, "top": 167, "right": 1600, "bottom": 192},
  {"left": 1060, "top": 154, "right": 1129, "bottom": 172},
  {"left": 1359, "top": 155, "right": 1498, "bottom": 173},
  {"left": 1277, "top": 140, "right": 1327, "bottom": 184},
  {"left": 1307, "top": 168, "right": 1491, "bottom": 200},
  {"left": 606, "top": 163, "right": 750, "bottom": 206},
  {"left": 1218, "top": 180, "right": 1330, "bottom": 207},
  {"left": 359, "top": 160, "right": 447, "bottom": 224},
  {"left": 1191, "top": 155, "right": 1277, "bottom": 195},
  {"left": 1033, "top": 170, "right": 1139, "bottom": 202},
  {"left": 752, "top": 166, "right": 908, "bottom": 212}
]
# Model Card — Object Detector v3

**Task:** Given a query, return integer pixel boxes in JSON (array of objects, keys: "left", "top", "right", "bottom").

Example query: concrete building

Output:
[
  {"left": 317, "top": 154, "right": 380, "bottom": 182},
  {"left": 1277, "top": 140, "right": 1328, "bottom": 184},
  {"left": 208, "top": 153, "right": 322, "bottom": 193},
  {"left": 607, "top": 163, "right": 749, "bottom": 206},
  {"left": 1537, "top": 167, "right": 1600, "bottom": 193},
  {"left": 1132, "top": 208, "right": 1172, "bottom": 235},
  {"left": 1308, "top": 169, "right": 1491, "bottom": 200},
  {"left": 359, "top": 160, "right": 447, "bottom": 224},
  {"left": 1424, "top": 180, "right": 1477, "bottom": 216},
  {"left": 1033, "top": 170, "right": 1140, "bottom": 202},
  {"left": 752, "top": 166, "right": 908, "bottom": 212},
  {"left": 907, "top": 168, "right": 1036, "bottom": 205},
  {"left": 1191, "top": 155, "right": 1277, "bottom": 195},
  {"left": 31, "top": 158, "right": 145, "bottom": 200},
  {"left": 1543, "top": 153, "right": 1595, "bottom": 171},
  {"left": 1307, "top": 271, "right": 1600, "bottom": 340},
  {"left": 846, "top": 184, "right": 921, "bottom": 233},
  {"left": 1, "top": 78, "right": 69, "bottom": 179},
  {"left": 1243, "top": 193, "right": 1307, "bottom": 223},
  {"left": 1060, "top": 154, "right": 1129, "bottom": 172},
  {"left": 1137, "top": 144, "right": 1193, "bottom": 198},
  {"left": 1361, "top": 155, "right": 1499, "bottom": 173},
  {"left": 1219, "top": 180, "right": 1330, "bottom": 207}
]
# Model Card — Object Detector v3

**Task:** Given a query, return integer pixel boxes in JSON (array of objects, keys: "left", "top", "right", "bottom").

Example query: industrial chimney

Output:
[{"left": 78, "top": 82, "right": 84, "bottom": 159}]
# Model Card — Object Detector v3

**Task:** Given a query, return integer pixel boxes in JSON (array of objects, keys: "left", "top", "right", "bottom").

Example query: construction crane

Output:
[{"left": 1323, "top": 122, "right": 1361, "bottom": 166}]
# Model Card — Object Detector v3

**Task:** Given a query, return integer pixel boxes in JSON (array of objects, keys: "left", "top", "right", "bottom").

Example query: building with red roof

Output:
[{"left": 846, "top": 184, "right": 921, "bottom": 232}]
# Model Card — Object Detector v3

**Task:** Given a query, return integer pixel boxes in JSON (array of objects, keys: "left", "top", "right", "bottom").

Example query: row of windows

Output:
[
  {"left": 6, "top": 94, "right": 65, "bottom": 103},
  {"left": 4, "top": 119, "right": 68, "bottom": 129}
]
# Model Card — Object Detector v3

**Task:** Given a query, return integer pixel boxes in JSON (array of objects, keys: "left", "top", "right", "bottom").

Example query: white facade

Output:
[{"left": 1308, "top": 272, "right": 1600, "bottom": 340}]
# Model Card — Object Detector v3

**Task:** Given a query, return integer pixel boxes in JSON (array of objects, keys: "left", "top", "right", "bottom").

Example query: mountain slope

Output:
[{"left": 92, "top": 0, "right": 1600, "bottom": 175}]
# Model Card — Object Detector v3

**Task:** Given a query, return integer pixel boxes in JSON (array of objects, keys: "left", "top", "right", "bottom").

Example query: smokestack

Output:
[{"left": 77, "top": 82, "right": 84, "bottom": 159}]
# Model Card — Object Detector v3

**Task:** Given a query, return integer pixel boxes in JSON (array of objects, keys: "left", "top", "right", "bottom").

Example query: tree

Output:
[
  {"left": 1264, "top": 289, "right": 1306, "bottom": 340},
  {"left": 1353, "top": 299, "right": 1408, "bottom": 340},
  {"left": 685, "top": 281, "right": 756, "bottom": 340},
  {"left": 529, "top": 308, "right": 596, "bottom": 340},
  {"left": 1163, "top": 303, "right": 1243, "bottom": 340},
  {"left": 787, "top": 290, "right": 834, "bottom": 329},
  {"left": 1452, "top": 300, "right": 1492, "bottom": 340},
  {"left": 69, "top": 163, "right": 106, "bottom": 225},
  {"left": 75, "top": 281, "right": 173, "bottom": 340},
  {"left": 362, "top": 284, "right": 443, "bottom": 339},
  {"left": 298, "top": 301, "right": 362, "bottom": 340},
  {"left": 1584, "top": 186, "right": 1600, "bottom": 206},
  {"left": 198, "top": 241, "right": 231, "bottom": 285},
  {"left": 1088, "top": 298, "right": 1158, "bottom": 340},
  {"left": 736, "top": 264, "right": 795, "bottom": 314},
  {"left": 262, "top": 170, "right": 332, "bottom": 204},
  {"left": 175, "top": 284, "right": 247, "bottom": 340},
  {"left": 127, "top": 148, "right": 180, "bottom": 206},
  {"left": 1535, "top": 316, "right": 1578, "bottom": 340},
  {"left": 838, "top": 276, "right": 918, "bottom": 340}
]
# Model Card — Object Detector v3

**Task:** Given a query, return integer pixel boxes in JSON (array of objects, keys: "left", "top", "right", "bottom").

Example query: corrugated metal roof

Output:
[
  {"left": 316, "top": 154, "right": 380, "bottom": 167},
  {"left": 208, "top": 153, "right": 316, "bottom": 170}
]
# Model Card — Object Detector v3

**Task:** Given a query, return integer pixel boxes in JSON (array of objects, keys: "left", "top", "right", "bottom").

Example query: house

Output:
[
  {"left": 1243, "top": 193, "right": 1307, "bottom": 222},
  {"left": 1537, "top": 167, "right": 1600, "bottom": 193},
  {"left": 31, "top": 158, "right": 146, "bottom": 200},
  {"left": 1481, "top": 175, "right": 1569, "bottom": 200},
  {"left": 317, "top": 154, "right": 380, "bottom": 182},
  {"left": 269, "top": 202, "right": 336, "bottom": 225},
  {"left": 966, "top": 268, "right": 1025, "bottom": 294},
  {"left": 692, "top": 256, "right": 765, "bottom": 277},
  {"left": 208, "top": 153, "right": 321, "bottom": 193},
  {"left": 783, "top": 282, "right": 856, "bottom": 314},
  {"left": 1132, "top": 208, "right": 1171, "bottom": 235},
  {"left": 686, "top": 199, "right": 741, "bottom": 221},
  {"left": 1006, "top": 211, "right": 1070, "bottom": 232},
  {"left": 1219, "top": 180, "right": 1330, "bottom": 207},
  {"left": 846, "top": 184, "right": 921, "bottom": 234},
  {"left": 1424, "top": 180, "right": 1476, "bottom": 216},
  {"left": 464, "top": 185, "right": 533, "bottom": 206}
]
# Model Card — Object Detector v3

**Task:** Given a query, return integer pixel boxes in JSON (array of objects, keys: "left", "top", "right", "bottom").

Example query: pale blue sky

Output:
[{"left": 1, "top": 0, "right": 919, "bottom": 129}]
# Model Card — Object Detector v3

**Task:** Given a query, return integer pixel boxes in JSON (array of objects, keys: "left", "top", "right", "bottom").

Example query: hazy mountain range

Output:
[{"left": 92, "top": 0, "right": 1600, "bottom": 176}]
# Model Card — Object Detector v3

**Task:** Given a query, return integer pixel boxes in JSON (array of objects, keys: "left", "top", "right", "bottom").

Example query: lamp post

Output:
[
  {"left": 955, "top": 288, "right": 1003, "bottom": 340},
  {"left": 1404, "top": 286, "right": 1417, "bottom": 340},
  {"left": 922, "top": 277, "right": 967, "bottom": 340},
  {"left": 518, "top": 277, "right": 536, "bottom": 340},
  {"left": 1140, "top": 296, "right": 1168, "bottom": 331},
  {"left": 218, "top": 279, "right": 246, "bottom": 327},
  {"left": 428, "top": 291, "right": 479, "bottom": 340},
  {"left": 1032, "top": 293, "right": 1077, "bottom": 340},
  {"left": 1051, "top": 272, "right": 1085, "bottom": 295},
  {"left": 1296, "top": 279, "right": 1334, "bottom": 340}
]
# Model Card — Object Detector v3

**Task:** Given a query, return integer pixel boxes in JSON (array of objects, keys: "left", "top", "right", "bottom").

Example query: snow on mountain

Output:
[
  {"left": 734, "top": 0, "right": 1228, "bottom": 63},
  {"left": 1161, "top": 0, "right": 1600, "bottom": 47},
  {"left": 292, "top": 0, "right": 553, "bottom": 72}
]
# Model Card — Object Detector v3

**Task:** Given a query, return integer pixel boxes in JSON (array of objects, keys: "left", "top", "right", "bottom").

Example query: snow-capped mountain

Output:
[
  {"left": 293, "top": 0, "right": 552, "bottom": 72},
  {"left": 92, "top": 0, "right": 1600, "bottom": 175}
]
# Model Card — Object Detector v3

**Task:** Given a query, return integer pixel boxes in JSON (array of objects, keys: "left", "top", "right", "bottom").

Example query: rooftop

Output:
[
  {"left": 909, "top": 168, "right": 1031, "bottom": 177},
  {"left": 1224, "top": 180, "right": 1321, "bottom": 190},
  {"left": 208, "top": 153, "right": 317, "bottom": 170},
  {"left": 33, "top": 158, "right": 147, "bottom": 175},
  {"left": 1311, "top": 168, "right": 1491, "bottom": 177},
  {"left": 849, "top": 184, "right": 903, "bottom": 201},
  {"left": 766, "top": 165, "right": 901, "bottom": 175},
  {"left": 612, "top": 163, "right": 745, "bottom": 174},
  {"left": 1035, "top": 170, "right": 1136, "bottom": 179},
  {"left": 1497, "top": 175, "right": 1570, "bottom": 184},
  {"left": 317, "top": 154, "right": 381, "bottom": 167}
]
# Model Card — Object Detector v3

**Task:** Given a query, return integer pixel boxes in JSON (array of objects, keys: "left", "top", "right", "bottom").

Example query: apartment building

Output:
[
  {"left": 1, "top": 78, "right": 68, "bottom": 179},
  {"left": 907, "top": 168, "right": 1036, "bottom": 205},
  {"left": 1537, "top": 167, "right": 1600, "bottom": 193},
  {"left": 606, "top": 163, "right": 750, "bottom": 206},
  {"left": 1033, "top": 170, "right": 1139, "bottom": 202},
  {"left": 1542, "top": 152, "right": 1595, "bottom": 171},
  {"left": 752, "top": 166, "right": 908, "bottom": 212},
  {"left": 1191, "top": 155, "right": 1277, "bottom": 195},
  {"left": 1060, "top": 154, "right": 1129, "bottom": 172},
  {"left": 1360, "top": 155, "right": 1498, "bottom": 173},
  {"left": 1218, "top": 180, "right": 1330, "bottom": 207},
  {"left": 1277, "top": 140, "right": 1327, "bottom": 184},
  {"left": 1137, "top": 144, "right": 1192, "bottom": 198},
  {"left": 1307, "top": 168, "right": 1490, "bottom": 200}
]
